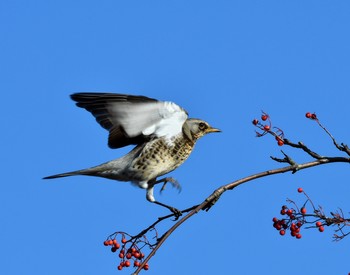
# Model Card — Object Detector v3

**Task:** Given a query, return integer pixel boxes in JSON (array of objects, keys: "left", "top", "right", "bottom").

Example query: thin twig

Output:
[
  {"left": 283, "top": 139, "right": 323, "bottom": 159},
  {"left": 315, "top": 119, "right": 350, "bottom": 156}
]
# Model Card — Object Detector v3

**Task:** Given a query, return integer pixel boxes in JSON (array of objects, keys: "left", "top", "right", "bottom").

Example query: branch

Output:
[
  {"left": 104, "top": 112, "right": 350, "bottom": 273},
  {"left": 132, "top": 156, "right": 350, "bottom": 274},
  {"left": 313, "top": 115, "right": 350, "bottom": 156}
]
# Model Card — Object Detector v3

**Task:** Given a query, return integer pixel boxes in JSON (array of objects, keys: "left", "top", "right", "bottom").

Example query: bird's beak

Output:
[{"left": 207, "top": 127, "right": 221, "bottom": 133}]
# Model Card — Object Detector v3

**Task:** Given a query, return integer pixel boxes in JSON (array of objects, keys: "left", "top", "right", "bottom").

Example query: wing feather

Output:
[{"left": 70, "top": 93, "right": 188, "bottom": 149}]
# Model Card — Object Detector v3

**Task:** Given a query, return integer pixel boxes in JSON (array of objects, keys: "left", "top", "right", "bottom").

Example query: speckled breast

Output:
[{"left": 130, "top": 135, "right": 194, "bottom": 181}]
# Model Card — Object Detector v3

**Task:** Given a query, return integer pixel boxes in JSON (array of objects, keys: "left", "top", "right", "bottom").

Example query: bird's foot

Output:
[
  {"left": 155, "top": 177, "right": 182, "bottom": 193},
  {"left": 153, "top": 201, "right": 182, "bottom": 220},
  {"left": 170, "top": 207, "right": 182, "bottom": 220}
]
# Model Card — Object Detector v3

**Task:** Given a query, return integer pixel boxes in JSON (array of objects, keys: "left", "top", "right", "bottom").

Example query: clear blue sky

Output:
[{"left": 2, "top": 1, "right": 350, "bottom": 274}]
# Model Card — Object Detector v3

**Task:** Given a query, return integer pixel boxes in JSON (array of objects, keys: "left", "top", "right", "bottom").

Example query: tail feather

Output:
[
  {"left": 43, "top": 158, "right": 128, "bottom": 181},
  {"left": 43, "top": 170, "right": 91, "bottom": 180}
]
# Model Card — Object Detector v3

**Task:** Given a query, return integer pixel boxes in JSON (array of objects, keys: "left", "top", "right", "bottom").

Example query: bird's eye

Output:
[{"left": 198, "top": 122, "right": 207, "bottom": 130}]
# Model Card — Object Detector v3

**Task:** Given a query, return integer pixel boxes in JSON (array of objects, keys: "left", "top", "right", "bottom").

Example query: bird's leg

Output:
[
  {"left": 154, "top": 177, "right": 182, "bottom": 193},
  {"left": 146, "top": 182, "right": 182, "bottom": 219}
]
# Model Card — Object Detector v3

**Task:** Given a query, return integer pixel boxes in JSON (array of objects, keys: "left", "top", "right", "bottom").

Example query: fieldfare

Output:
[{"left": 44, "top": 93, "right": 220, "bottom": 215}]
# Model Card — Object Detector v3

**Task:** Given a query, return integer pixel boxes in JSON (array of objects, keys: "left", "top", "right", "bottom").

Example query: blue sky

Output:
[{"left": 2, "top": 1, "right": 350, "bottom": 274}]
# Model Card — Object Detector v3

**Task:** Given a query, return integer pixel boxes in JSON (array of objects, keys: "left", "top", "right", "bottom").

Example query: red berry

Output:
[
  {"left": 272, "top": 217, "right": 279, "bottom": 223},
  {"left": 275, "top": 223, "right": 282, "bottom": 230},
  {"left": 117, "top": 265, "right": 123, "bottom": 270},
  {"left": 134, "top": 261, "right": 141, "bottom": 267},
  {"left": 263, "top": 125, "right": 270, "bottom": 131},
  {"left": 297, "top": 187, "right": 303, "bottom": 193},
  {"left": 277, "top": 139, "right": 284, "bottom": 146},
  {"left": 126, "top": 253, "right": 132, "bottom": 259},
  {"left": 301, "top": 207, "right": 307, "bottom": 215},
  {"left": 305, "top": 112, "right": 312, "bottom": 118},
  {"left": 107, "top": 240, "right": 114, "bottom": 246},
  {"left": 279, "top": 230, "right": 285, "bottom": 236},
  {"left": 119, "top": 253, "right": 124, "bottom": 259},
  {"left": 286, "top": 209, "right": 293, "bottom": 216},
  {"left": 296, "top": 233, "right": 302, "bottom": 239},
  {"left": 111, "top": 246, "right": 117, "bottom": 253},
  {"left": 311, "top": 113, "right": 317, "bottom": 119},
  {"left": 121, "top": 238, "right": 127, "bottom": 244},
  {"left": 124, "top": 260, "right": 131, "bottom": 267},
  {"left": 280, "top": 209, "right": 286, "bottom": 215},
  {"left": 252, "top": 119, "right": 259, "bottom": 125},
  {"left": 103, "top": 240, "right": 109, "bottom": 246},
  {"left": 143, "top": 263, "right": 149, "bottom": 270},
  {"left": 316, "top": 221, "right": 322, "bottom": 227},
  {"left": 133, "top": 252, "right": 141, "bottom": 259},
  {"left": 319, "top": 226, "right": 325, "bottom": 232},
  {"left": 297, "top": 221, "right": 303, "bottom": 227},
  {"left": 261, "top": 114, "right": 268, "bottom": 121}
]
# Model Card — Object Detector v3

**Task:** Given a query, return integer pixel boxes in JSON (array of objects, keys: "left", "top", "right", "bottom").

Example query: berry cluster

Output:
[
  {"left": 252, "top": 112, "right": 285, "bottom": 146},
  {"left": 273, "top": 206, "right": 303, "bottom": 239},
  {"left": 272, "top": 188, "right": 326, "bottom": 239},
  {"left": 103, "top": 234, "right": 149, "bottom": 271}
]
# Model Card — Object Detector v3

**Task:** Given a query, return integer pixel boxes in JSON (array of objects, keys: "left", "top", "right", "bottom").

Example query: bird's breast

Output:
[{"left": 130, "top": 135, "right": 194, "bottom": 181}]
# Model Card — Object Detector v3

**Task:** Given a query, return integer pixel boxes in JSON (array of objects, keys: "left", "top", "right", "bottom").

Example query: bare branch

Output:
[
  {"left": 131, "top": 156, "right": 350, "bottom": 274},
  {"left": 316, "top": 119, "right": 350, "bottom": 156},
  {"left": 105, "top": 112, "right": 350, "bottom": 273},
  {"left": 283, "top": 139, "right": 323, "bottom": 159}
]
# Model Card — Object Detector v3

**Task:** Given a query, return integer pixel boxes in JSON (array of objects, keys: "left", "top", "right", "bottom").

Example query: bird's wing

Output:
[{"left": 70, "top": 93, "right": 188, "bottom": 148}]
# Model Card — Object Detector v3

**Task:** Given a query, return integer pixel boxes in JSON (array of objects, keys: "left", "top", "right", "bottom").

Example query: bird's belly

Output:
[
  {"left": 130, "top": 148, "right": 191, "bottom": 182},
  {"left": 130, "top": 156, "right": 179, "bottom": 182}
]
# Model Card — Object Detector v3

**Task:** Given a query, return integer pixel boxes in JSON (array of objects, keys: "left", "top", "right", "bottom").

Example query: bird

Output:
[{"left": 43, "top": 93, "right": 220, "bottom": 216}]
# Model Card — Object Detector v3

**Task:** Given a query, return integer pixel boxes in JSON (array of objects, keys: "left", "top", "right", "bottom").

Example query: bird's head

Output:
[{"left": 183, "top": 118, "right": 221, "bottom": 141}]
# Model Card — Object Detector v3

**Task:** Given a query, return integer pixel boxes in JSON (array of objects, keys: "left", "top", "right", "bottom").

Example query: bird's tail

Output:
[
  {"left": 43, "top": 169, "right": 95, "bottom": 180},
  {"left": 43, "top": 153, "right": 137, "bottom": 181}
]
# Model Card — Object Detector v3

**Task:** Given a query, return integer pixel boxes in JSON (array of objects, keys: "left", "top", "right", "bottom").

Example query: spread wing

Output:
[{"left": 70, "top": 93, "right": 188, "bottom": 149}]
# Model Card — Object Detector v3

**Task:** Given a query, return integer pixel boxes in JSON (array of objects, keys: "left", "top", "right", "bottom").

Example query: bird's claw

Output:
[
  {"left": 153, "top": 200, "right": 182, "bottom": 219},
  {"left": 169, "top": 207, "right": 182, "bottom": 220},
  {"left": 159, "top": 177, "right": 182, "bottom": 193}
]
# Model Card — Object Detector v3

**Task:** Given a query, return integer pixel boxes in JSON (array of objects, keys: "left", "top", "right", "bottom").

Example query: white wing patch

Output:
[
  {"left": 142, "top": 101, "right": 187, "bottom": 140},
  {"left": 107, "top": 100, "right": 187, "bottom": 141},
  {"left": 112, "top": 102, "right": 161, "bottom": 137}
]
